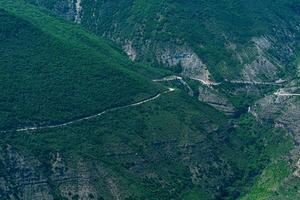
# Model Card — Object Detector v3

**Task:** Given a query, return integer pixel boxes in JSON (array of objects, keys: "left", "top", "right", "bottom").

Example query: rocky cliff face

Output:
[
  {"left": 3, "top": 1, "right": 300, "bottom": 199},
  {"left": 0, "top": 147, "right": 108, "bottom": 200},
  {"left": 25, "top": 0, "right": 300, "bottom": 83},
  {"left": 198, "top": 86, "right": 236, "bottom": 115},
  {"left": 0, "top": 133, "right": 237, "bottom": 200},
  {"left": 253, "top": 81, "right": 300, "bottom": 143},
  {"left": 0, "top": 146, "right": 53, "bottom": 200},
  {"left": 158, "top": 47, "right": 212, "bottom": 83}
]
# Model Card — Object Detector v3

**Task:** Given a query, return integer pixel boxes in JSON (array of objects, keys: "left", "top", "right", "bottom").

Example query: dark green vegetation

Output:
[
  {"left": 0, "top": 0, "right": 165, "bottom": 130},
  {"left": 0, "top": 89, "right": 293, "bottom": 199},
  {"left": 0, "top": 0, "right": 299, "bottom": 200},
  {"left": 27, "top": 0, "right": 300, "bottom": 80}
]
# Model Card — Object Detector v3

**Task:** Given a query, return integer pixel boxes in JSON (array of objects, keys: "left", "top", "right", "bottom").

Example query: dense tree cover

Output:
[
  {"left": 1, "top": 90, "right": 292, "bottom": 199},
  {"left": 0, "top": 0, "right": 297, "bottom": 199},
  {"left": 0, "top": 2, "right": 164, "bottom": 130},
  {"left": 26, "top": 0, "right": 300, "bottom": 80}
]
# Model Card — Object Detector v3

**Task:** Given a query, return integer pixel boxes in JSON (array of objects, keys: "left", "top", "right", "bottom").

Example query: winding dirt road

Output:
[
  {"left": 153, "top": 75, "right": 194, "bottom": 95},
  {"left": 3, "top": 75, "right": 297, "bottom": 134},
  {"left": 274, "top": 90, "right": 300, "bottom": 96},
  {"left": 1, "top": 88, "right": 175, "bottom": 133},
  {"left": 154, "top": 75, "right": 283, "bottom": 87},
  {"left": 225, "top": 80, "right": 281, "bottom": 86}
]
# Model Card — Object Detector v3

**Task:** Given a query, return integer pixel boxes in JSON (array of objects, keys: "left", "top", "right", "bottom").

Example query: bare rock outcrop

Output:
[
  {"left": 198, "top": 86, "right": 236, "bottom": 115},
  {"left": 253, "top": 82, "right": 300, "bottom": 142},
  {"left": 0, "top": 147, "right": 106, "bottom": 200},
  {"left": 159, "top": 48, "right": 212, "bottom": 83}
]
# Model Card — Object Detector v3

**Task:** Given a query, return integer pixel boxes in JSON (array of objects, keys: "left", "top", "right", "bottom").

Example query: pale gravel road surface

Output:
[{"left": 1, "top": 88, "right": 175, "bottom": 133}]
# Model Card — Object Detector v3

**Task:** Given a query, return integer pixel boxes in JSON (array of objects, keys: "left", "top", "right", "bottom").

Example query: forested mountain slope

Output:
[
  {"left": 0, "top": 0, "right": 166, "bottom": 131},
  {"left": 27, "top": 0, "right": 300, "bottom": 81},
  {"left": 0, "top": 0, "right": 299, "bottom": 200},
  {"left": 26, "top": 0, "right": 300, "bottom": 117}
]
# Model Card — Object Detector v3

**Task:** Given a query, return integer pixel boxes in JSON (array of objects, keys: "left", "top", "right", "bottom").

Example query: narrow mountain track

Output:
[
  {"left": 154, "top": 75, "right": 283, "bottom": 87},
  {"left": 153, "top": 75, "right": 194, "bottom": 95},
  {"left": 1, "top": 88, "right": 175, "bottom": 133},
  {"left": 225, "top": 80, "right": 281, "bottom": 86},
  {"left": 274, "top": 91, "right": 300, "bottom": 96}
]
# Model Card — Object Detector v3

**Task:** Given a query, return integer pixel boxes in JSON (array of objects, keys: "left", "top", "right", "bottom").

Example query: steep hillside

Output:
[
  {"left": 26, "top": 0, "right": 300, "bottom": 82},
  {"left": 0, "top": 0, "right": 298, "bottom": 200},
  {"left": 0, "top": 0, "right": 165, "bottom": 131},
  {"left": 25, "top": 0, "right": 300, "bottom": 118}
]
